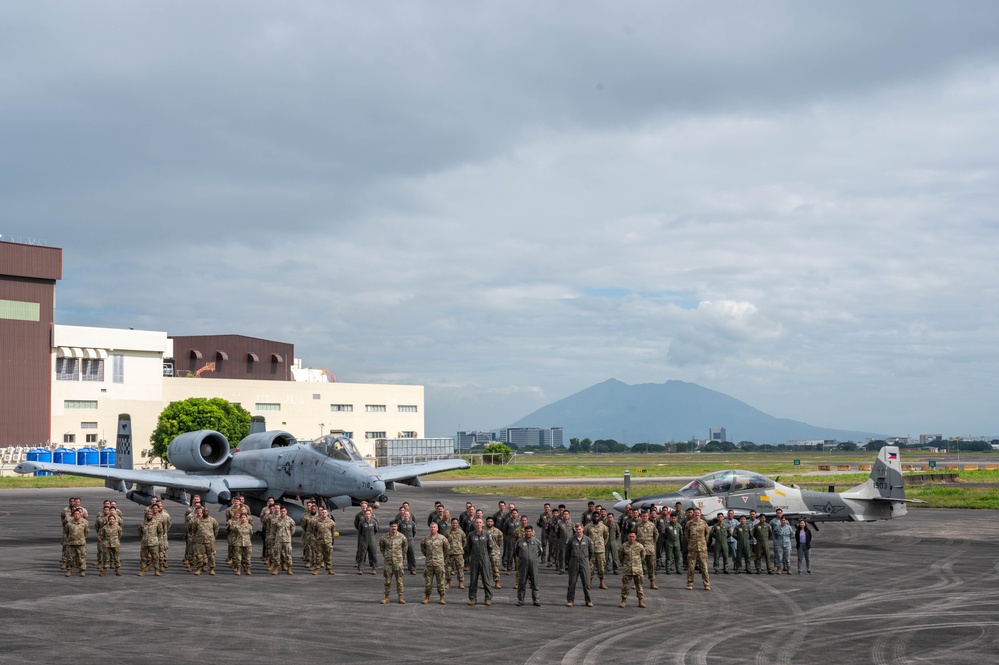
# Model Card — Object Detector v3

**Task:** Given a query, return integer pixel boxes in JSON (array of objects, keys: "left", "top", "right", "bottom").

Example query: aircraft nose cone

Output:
[
  {"left": 612, "top": 499, "right": 629, "bottom": 513},
  {"left": 372, "top": 478, "right": 386, "bottom": 499}
]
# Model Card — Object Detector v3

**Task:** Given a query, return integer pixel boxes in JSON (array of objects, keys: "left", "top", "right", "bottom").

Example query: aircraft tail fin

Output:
[
  {"left": 843, "top": 446, "right": 905, "bottom": 501},
  {"left": 249, "top": 416, "right": 266, "bottom": 434},
  {"left": 115, "top": 413, "right": 133, "bottom": 470}
]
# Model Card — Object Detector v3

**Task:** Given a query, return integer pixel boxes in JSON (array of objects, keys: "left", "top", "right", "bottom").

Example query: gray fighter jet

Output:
[
  {"left": 16, "top": 414, "right": 468, "bottom": 519},
  {"left": 612, "top": 446, "right": 922, "bottom": 522}
]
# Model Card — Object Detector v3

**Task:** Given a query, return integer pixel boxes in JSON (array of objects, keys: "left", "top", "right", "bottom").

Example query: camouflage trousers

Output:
[
  {"left": 158, "top": 537, "right": 169, "bottom": 567},
  {"left": 184, "top": 534, "right": 193, "bottom": 563},
  {"left": 734, "top": 542, "right": 752, "bottom": 571},
  {"left": 100, "top": 546, "right": 121, "bottom": 570},
  {"left": 96, "top": 541, "right": 105, "bottom": 566},
  {"left": 447, "top": 555, "right": 464, "bottom": 586},
  {"left": 314, "top": 542, "right": 333, "bottom": 570},
  {"left": 66, "top": 544, "right": 86, "bottom": 572},
  {"left": 663, "top": 542, "right": 682, "bottom": 573},
  {"left": 490, "top": 554, "right": 501, "bottom": 584},
  {"left": 621, "top": 573, "right": 644, "bottom": 601},
  {"left": 642, "top": 553, "right": 657, "bottom": 581},
  {"left": 424, "top": 562, "right": 446, "bottom": 595},
  {"left": 687, "top": 546, "right": 710, "bottom": 588},
  {"left": 232, "top": 545, "right": 252, "bottom": 572},
  {"left": 276, "top": 541, "right": 292, "bottom": 568},
  {"left": 589, "top": 552, "right": 606, "bottom": 582},
  {"left": 140, "top": 544, "right": 160, "bottom": 570},
  {"left": 227, "top": 536, "right": 236, "bottom": 563},
  {"left": 192, "top": 543, "right": 216, "bottom": 570},
  {"left": 303, "top": 535, "right": 315, "bottom": 566},
  {"left": 265, "top": 536, "right": 278, "bottom": 564},
  {"left": 384, "top": 562, "right": 404, "bottom": 596}
]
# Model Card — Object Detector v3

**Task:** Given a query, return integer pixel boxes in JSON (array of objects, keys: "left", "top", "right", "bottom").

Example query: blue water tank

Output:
[
  {"left": 77, "top": 446, "right": 99, "bottom": 466},
  {"left": 99, "top": 448, "right": 116, "bottom": 468},
  {"left": 28, "top": 448, "right": 52, "bottom": 476},
  {"left": 53, "top": 447, "right": 76, "bottom": 465}
]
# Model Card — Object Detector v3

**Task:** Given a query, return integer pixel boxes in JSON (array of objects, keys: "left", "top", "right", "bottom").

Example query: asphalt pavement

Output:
[{"left": 1, "top": 487, "right": 997, "bottom": 665}]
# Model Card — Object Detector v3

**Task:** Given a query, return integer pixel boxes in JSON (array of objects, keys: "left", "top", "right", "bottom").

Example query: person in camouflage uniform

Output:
[
  {"left": 486, "top": 517, "right": 504, "bottom": 588},
  {"left": 63, "top": 508, "right": 89, "bottom": 577},
  {"left": 270, "top": 506, "right": 296, "bottom": 575},
  {"left": 311, "top": 507, "right": 336, "bottom": 575},
  {"left": 192, "top": 506, "right": 220, "bottom": 575},
  {"left": 605, "top": 513, "right": 621, "bottom": 575},
  {"left": 299, "top": 500, "right": 318, "bottom": 569},
  {"left": 618, "top": 531, "right": 647, "bottom": 608},
  {"left": 396, "top": 509, "right": 418, "bottom": 575},
  {"left": 635, "top": 511, "right": 659, "bottom": 590},
  {"left": 183, "top": 495, "right": 202, "bottom": 570},
  {"left": 585, "top": 514, "right": 609, "bottom": 589},
  {"left": 263, "top": 504, "right": 281, "bottom": 568},
  {"left": 733, "top": 516, "right": 753, "bottom": 573},
  {"left": 98, "top": 514, "right": 122, "bottom": 576},
  {"left": 138, "top": 509, "right": 162, "bottom": 576},
  {"left": 378, "top": 522, "right": 408, "bottom": 604},
  {"left": 230, "top": 510, "right": 253, "bottom": 575},
  {"left": 421, "top": 521, "right": 450, "bottom": 604},
  {"left": 95, "top": 505, "right": 112, "bottom": 569},
  {"left": 685, "top": 508, "right": 711, "bottom": 590},
  {"left": 445, "top": 518, "right": 467, "bottom": 589},
  {"left": 257, "top": 497, "right": 276, "bottom": 563},
  {"left": 752, "top": 514, "right": 774, "bottom": 574},
  {"left": 59, "top": 498, "right": 82, "bottom": 569},
  {"left": 515, "top": 525, "right": 543, "bottom": 606},
  {"left": 710, "top": 512, "right": 731, "bottom": 574},
  {"left": 150, "top": 499, "right": 172, "bottom": 570},
  {"left": 661, "top": 513, "right": 683, "bottom": 575}
]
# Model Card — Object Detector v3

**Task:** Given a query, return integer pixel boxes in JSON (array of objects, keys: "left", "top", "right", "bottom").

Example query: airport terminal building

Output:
[{"left": 1, "top": 239, "right": 425, "bottom": 463}]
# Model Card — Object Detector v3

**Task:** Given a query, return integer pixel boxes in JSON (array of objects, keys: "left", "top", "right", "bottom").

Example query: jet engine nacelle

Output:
[
  {"left": 235, "top": 430, "right": 297, "bottom": 452},
  {"left": 167, "top": 430, "right": 231, "bottom": 472}
]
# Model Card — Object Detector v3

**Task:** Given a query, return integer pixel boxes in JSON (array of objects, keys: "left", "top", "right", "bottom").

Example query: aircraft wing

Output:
[
  {"left": 375, "top": 458, "right": 470, "bottom": 487},
  {"left": 14, "top": 461, "right": 268, "bottom": 495}
]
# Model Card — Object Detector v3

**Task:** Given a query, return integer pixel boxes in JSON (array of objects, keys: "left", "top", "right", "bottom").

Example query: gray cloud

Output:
[{"left": 4, "top": 1, "right": 999, "bottom": 438}]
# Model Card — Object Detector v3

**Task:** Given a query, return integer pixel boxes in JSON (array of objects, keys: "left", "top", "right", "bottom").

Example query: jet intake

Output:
[{"left": 167, "top": 431, "right": 231, "bottom": 472}]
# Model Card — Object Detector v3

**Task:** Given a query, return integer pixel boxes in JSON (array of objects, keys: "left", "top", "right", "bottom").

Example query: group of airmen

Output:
[{"left": 57, "top": 494, "right": 813, "bottom": 606}]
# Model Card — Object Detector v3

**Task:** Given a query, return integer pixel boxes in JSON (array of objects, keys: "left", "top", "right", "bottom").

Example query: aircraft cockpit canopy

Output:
[
  {"left": 677, "top": 469, "right": 773, "bottom": 497},
  {"left": 313, "top": 435, "right": 363, "bottom": 462}
]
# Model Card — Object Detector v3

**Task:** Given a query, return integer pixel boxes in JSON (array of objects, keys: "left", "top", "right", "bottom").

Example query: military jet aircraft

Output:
[
  {"left": 15, "top": 414, "right": 469, "bottom": 520},
  {"left": 611, "top": 446, "right": 921, "bottom": 522}
]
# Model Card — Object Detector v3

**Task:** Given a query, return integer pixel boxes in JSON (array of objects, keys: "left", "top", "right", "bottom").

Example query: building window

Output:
[
  {"left": 365, "top": 431, "right": 387, "bottom": 439},
  {"left": 313, "top": 394, "right": 321, "bottom": 400},
  {"left": 162, "top": 361, "right": 174, "bottom": 377},
  {"left": 56, "top": 358, "right": 79, "bottom": 381},
  {"left": 81, "top": 358, "right": 104, "bottom": 382},
  {"left": 85, "top": 434, "right": 98, "bottom": 443},
  {"left": 113, "top": 354, "right": 125, "bottom": 383},
  {"left": 65, "top": 400, "right": 97, "bottom": 409},
  {"left": 365, "top": 405, "right": 386, "bottom": 413},
  {"left": 63, "top": 434, "right": 76, "bottom": 444},
  {"left": 343, "top": 432, "right": 353, "bottom": 439},
  {"left": 81, "top": 422, "right": 98, "bottom": 429},
  {"left": 330, "top": 404, "right": 353, "bottom": 412},
  {"left": 255, "top": 403, "right": 281, "bottom": 411},
  {"left": 397, "top": 405, "right": 418, "bottom": 413},
  {"left": 400, "top": 431, "right": 417, "bottom": 438}
]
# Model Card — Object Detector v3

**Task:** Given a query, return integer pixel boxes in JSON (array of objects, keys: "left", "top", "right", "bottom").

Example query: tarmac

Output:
[{"left": 2, "top": 486, "right": 998, "bottom": 665}]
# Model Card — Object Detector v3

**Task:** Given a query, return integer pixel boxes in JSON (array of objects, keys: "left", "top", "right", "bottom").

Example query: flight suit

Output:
[
  {"left": 733, "top": 522, "right": 753, "bottom": 573},
  {"left": 752, "top": 521, "right": 774, "bottom": 574},
  {"left": 564, "top": 535, "right": 594, "bottom": 605},
  {"left": 465, "top": 531, "right": 493, "bottom": 604},
  {"left": 515, "top": 536, "right": 543, "bottom": 606},
  {"left": 662, "top": 522, "right": 683, "bottom": 574},
  {"left": 355, "top": 516, "right": 379, "bottom": 572},
  {"left": 396, "top": 517, "right": 418, "bottom": 574},
  {"left": 710, "top": 521, "right": 730, "bottom": 573}
]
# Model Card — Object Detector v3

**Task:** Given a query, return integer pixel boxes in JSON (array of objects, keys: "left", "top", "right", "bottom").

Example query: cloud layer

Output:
[{"left": 4, "top": 2, "right": 998, "bottom": 439}]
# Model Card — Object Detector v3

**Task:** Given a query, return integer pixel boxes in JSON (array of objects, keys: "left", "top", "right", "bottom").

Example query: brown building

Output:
[
  {"left": 168, "top": 334, "right": 294, "bottom": 381},
  {"left": 0, "top": 240, "right": 62, "bottom": 447}
]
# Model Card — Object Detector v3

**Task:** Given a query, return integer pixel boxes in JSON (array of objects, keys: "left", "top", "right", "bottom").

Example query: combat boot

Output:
[
  {"left": 398, "top": 596, "right": 406, "bottom": 604},
  {"left": 599, "top": 580, "right": 608, "bottom": 590},
  {"left": 66, "top": 570, "right": 73, "bottom": 577},
  {"left": 327, "top": 568, "right": 335, "bottom": 575},
  {"left": 312, "top": 568, "right": 319, "bottom": 575},
  {"left": 194, "top": 567, "right": 202, "bottom": 576},
  {"left": 137, "top": 566, "right": 146, "bottom": 577},
  {"left": 154, "top": 569, "right": 161, "bottom": 576},
  {"left": 270, "top": 564, "right": 279, "bottom": 575},
  {"left": 286, "top": 567, "right": 293, "bottom": 575},
  {"left": 619, "top": 599, "right": 626, "bottom": 608},
  {"left": 115, "top": 568, "right": 121, "bottom": 576},
  {"left": 245, "top": 568, "right": 252, "bottom": 576},
  {"left": 638, "top": 599, "right": 647, "bottom": 608},
  {"left": 650, "top": 581, "right": 659, "bottom": 590},
  {"left": 458, "top": 581, "right": 465, "bottom": 589},
  {"left": 495, "top": 580, "right": 502, "bottom": 589},
  {"left": 380, "top": 595, "right": 390, "bottom": 604},
  {"left": 235, "top": 569, "right": 242, "bottom": 576},
  {"left": 100, "top": 568, "right": 107, "bottom": 577},
  {"left": 422, "top": 594, "right": 430, "bottom": 604},
  {"left": 209, "top": 568, "right": 216, "bottom": 575},
  {"left": 80, "top": 570, "right": 85, "bottom": 576},
  {"left": 439, "top": 595, "right": 446, "bottom": 605}
]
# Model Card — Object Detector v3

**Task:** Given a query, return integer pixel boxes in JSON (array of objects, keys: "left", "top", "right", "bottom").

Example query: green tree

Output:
[
  {"left": 738, "top": 440, "right": 758, "bottom": 452},
  {"left": 865, "top": 440, "right": 888, "bottom": 452},
  {"left": 568, "top": 437, "right": 592, "bottom": 453},
  {"left": 836, "top": 441, "right": 859, "bottom": 452},
  {"left": 483, "top": 442, "right": 513, "bottom": 464},
  {"left": 150, "top": 397, "right": 251, "bottom": 460}
]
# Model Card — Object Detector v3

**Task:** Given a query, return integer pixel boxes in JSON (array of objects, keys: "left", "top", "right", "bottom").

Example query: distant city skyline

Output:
[{"left": 4, "top": 2, "right": 998, "bottom": 441}]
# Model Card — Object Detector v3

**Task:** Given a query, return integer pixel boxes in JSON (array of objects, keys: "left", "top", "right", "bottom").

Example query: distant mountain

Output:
[{"left": 508, "top": 379, "right": 881, "bottom": 445}]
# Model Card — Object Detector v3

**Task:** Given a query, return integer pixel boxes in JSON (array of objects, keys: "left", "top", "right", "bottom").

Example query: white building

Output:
[{"left": 50, "top": 324, "right": 424, "bottom": 464}]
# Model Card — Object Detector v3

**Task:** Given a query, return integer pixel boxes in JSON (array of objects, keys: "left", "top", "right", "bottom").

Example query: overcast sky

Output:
[{"left": 4, "top": 2, "right": 998, "bottom": 439}]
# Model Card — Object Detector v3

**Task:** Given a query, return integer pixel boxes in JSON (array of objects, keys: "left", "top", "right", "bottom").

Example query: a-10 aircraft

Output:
[
  {"left": 16, "top": 414, "right": 469, "bottom": 520},
  {"left": 612, "top": 446, "right": 921, "bottom": 523}
]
